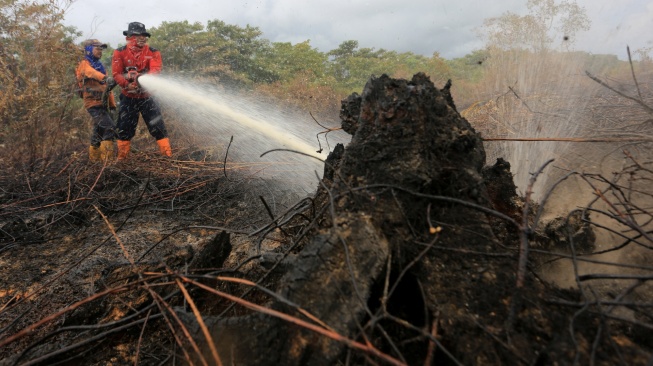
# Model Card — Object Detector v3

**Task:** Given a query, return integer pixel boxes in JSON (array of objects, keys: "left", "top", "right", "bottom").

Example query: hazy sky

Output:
[{"left": 63, "top": 0, "right": 653, "bottom": 60}]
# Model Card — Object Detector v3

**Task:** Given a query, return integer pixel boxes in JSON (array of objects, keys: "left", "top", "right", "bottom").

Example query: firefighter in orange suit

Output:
[
  {"left": 76, "top": 39, "right": 117, "bottom": 162},
  {"left": 112, "top": 22, "right": 172, "bottom": 160}
]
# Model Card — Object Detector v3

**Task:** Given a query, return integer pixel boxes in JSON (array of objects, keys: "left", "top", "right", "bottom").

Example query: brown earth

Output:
[{"left": 1, "top": 73, "right": 652, "bottom": 365}]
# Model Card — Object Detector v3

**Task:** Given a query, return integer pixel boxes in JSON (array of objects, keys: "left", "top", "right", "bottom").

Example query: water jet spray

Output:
[
  {"left": 138, "top": 74, "right": 328, "bottom": 160},
  {"left": 136, "top": 74, "right": 349, "bottom": 195}
]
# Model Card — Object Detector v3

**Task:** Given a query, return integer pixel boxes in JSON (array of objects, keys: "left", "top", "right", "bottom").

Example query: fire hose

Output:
[
  {"left": 123, "top": 66, "right": 149, "bottom": 94},
  {"left": 100, "top": 77, "right": 117, "bottom": 108},
  {"left": 100, "top": 66, "right": 149, "bottom": 118}
]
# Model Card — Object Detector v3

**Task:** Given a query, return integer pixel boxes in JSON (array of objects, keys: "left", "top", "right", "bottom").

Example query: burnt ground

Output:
[
  {"left": 1, "top": 73, "right": 652, "bottom": 365},
  {"left": 0, "top": 148, "right": 295, "bottom": 365}
]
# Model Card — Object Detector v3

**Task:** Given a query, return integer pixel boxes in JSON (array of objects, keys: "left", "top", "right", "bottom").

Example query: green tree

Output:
[
  {"left": 149, "top": 21, "right": 205, "bottom": 72},
  {"left": 327, "top": 40, "right": 361, "bottom": 81},
  {"left": 204, "top": 19, "right": 274, "bottom": 84},
  {"left": 258, "top": 40, "right": 328, "bottom": 83},
  {"left": 447, "top": 49, "right": 488, "bottom": 83},
  {"left": 149, "top": 20, "right": 275, "bottom": 84},
  {"left": 327, "top": 41, "right": 397, "bottom": 92},
  {"left": 327, "top": 41, "right": 451, "bottom": 93}
]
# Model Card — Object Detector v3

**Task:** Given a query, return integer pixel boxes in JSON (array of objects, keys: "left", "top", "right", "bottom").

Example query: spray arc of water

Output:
[
  {"left": 136, "top": 74, "right": 350, "bottom": 195},
  {"left": 138, "top": 74, "right": 328, "bottom": 160}
]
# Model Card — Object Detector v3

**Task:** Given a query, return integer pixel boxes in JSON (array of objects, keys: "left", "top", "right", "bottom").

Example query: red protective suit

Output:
[{"left": 111, "top": 41, "right": 162, "bottom": 99}]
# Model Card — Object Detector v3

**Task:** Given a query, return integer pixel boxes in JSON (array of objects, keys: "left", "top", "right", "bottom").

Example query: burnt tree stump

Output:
[
  {"left": 185, "top": 73, "right": 647, "bottom": 365},
  {"left": 195, "top": 73, "right": 500, "bottom": 364}
]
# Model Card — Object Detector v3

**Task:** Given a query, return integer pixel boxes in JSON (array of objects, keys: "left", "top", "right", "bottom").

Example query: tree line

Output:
[
  {"left": 0, "top": 0, "right": 644, "bottom": 140},
  {"left": 93, "top": 20, "right": 454, "bottom": 96}
]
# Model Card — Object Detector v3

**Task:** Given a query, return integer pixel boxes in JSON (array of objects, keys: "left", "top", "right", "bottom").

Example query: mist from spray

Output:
[
  {"left": 138, "top": 74, "right": 349, "bottom": 196},
  {"left": 466, "top": 50, "right": 629, "bottom": 207},
  {"left": 465, "top": 49, "right": 653, "bottom": 295}
]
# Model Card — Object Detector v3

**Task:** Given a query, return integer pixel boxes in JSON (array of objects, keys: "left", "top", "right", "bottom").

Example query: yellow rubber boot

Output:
[
  {"left": 156, "top": 138, "right": 172, "bottom": 157},
  {"left": 117, "top": 140, "right": 131, "bottom": 161},
  {"left": 89, "top": 145, "right": 101, "bottom": 162},
  {"left": 99, "top": 140, "right": 115, "bottom": 161}
]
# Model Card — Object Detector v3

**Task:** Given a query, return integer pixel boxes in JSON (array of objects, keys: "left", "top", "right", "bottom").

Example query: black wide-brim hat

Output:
[{"left": 123, "top": 22, "right": 151, "bottom": 37}]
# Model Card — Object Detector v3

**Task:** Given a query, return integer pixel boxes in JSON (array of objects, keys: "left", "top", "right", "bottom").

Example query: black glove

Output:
[{"left": 106, "top": 76, "right": 116, "bottom": 89}]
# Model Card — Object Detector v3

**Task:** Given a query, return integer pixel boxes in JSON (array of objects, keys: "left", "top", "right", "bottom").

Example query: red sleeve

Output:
[
  {"left": 148, "top": 49, "right": 162, "bottom": 74},
  {"left": 112, "top": 50, "right": 129, "bottom": 88}
]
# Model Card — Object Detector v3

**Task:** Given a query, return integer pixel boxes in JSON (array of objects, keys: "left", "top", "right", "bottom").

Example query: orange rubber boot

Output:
[
  {"left": 156, "top": 138, "right": 172, "bottom": 157},
  {"left": 89, "top": 145, "right": 101, "bottom": 162},
  {"left": 117, "top": 140, "right": 131, "bottom": 161},
  {"left": 99, "top": 140, "right": 114, "bottom": 161}
]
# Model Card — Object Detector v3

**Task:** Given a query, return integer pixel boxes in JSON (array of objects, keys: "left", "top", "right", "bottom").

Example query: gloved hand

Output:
[
  {"left": 126, "top": 68, "right": 138, "bottom": 82},
  {"left": 126, "top": 82, "right": 141, "bottom": 94},
  {"left": 106, "top": 76, "right": 116, "bottom": 88}
]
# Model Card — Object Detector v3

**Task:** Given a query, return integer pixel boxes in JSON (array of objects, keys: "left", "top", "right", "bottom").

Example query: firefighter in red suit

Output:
[{"left": 112, "top": 22, "right": 172, "bottom": 160}]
